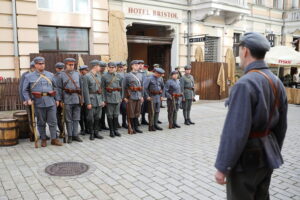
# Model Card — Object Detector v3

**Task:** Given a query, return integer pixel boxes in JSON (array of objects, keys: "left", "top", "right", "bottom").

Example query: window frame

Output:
[{"left": 37, "top": 0, "right": 90, "bottom": 14}]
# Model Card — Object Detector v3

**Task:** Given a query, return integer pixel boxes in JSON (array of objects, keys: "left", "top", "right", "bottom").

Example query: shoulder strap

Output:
[
  {"left": 31, "top": 74, "right": 52, "bottom": 90},
  {"left": 107, "top": 73, "right": 117, "bottom": 88},
  {"left": 90, "top": 72, "right": 101, "bottom": 88},
  {"left": 65, "top": 72, "right": 79, "bottom": 90},
  {"left": 130, "top": 72, "right": 141, "bottom": 85}
]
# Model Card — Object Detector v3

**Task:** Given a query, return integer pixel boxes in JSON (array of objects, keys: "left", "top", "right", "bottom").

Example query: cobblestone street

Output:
[{"left": 0, "top": 101, "right": 299, "bottom": 200}]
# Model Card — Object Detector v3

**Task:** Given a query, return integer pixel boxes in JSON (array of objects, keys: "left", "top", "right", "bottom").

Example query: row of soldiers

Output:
[{"left": 20, "top": 57, "right": 195, "bottom": 147}]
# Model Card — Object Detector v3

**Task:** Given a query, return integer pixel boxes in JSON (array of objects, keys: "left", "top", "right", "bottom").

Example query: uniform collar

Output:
[{"left": 244, "top": 60, "right": 268, "bottom": 74}]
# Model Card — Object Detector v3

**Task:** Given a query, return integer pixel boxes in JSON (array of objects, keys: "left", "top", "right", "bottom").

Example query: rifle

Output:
[
  {"left": 30, "top": 102, "right": 38, "bottom": 148},
  {"left": 126, "top": 100, "right": 133, "bottom": 134},
  {"left": 61, "top": 103, "right": 68, "bottom": 143}
]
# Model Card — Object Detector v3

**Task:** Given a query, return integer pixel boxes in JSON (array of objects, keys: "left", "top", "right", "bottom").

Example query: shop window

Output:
[
  {"left": 38, "top": 26, "right": 89, "bottom": 53},
  {"left": 38, "top": 0, "right": 89, "bottom": 13},
  {"left": 233, "top": 33, "right": 241, "bottom": 57}
]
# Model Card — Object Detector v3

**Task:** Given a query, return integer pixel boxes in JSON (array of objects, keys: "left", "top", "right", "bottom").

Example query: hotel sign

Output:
[{"left": 124, "top": 3, "right": 182, "bottom": 23}]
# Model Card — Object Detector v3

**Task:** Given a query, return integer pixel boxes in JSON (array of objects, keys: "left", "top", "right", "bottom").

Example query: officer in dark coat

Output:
[
  {"left": 214, "top": 32, "right": 288, "bottom": 200},
  {"left": 79, "top": 65, "right": 89, "bottom": 135},
  {"left": 143, "top": 68, "right": 165, "bottom": 131},
  {"left": 22, "top": 57, "right": 62, "bottom": 147}
]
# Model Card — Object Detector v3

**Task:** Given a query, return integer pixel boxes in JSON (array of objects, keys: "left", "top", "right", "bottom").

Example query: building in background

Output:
[{"left": 0, "top": 0, "right": 300, "bottom": 77}]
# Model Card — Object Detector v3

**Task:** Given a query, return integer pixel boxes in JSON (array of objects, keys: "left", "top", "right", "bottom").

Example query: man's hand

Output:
[
  {"left": 23, "top": 101, "right": 28, "bottom": 106},
  {"left": 60, "top": 102, "right": 64, "bottom": 107},
  {"left": 215, "top": 170, "right": 227, "bottom": 185},
  {"left": 124, "top": 98, "right": 128, "bottom": 103},
  {"left": 87, "top": 104, "right": 92, "bottom": 110},
  {"left": 56, "top": 101, "right": 59, "bottom": 107},
  {"left": 182, "top": 98, "right": 186, "bottom": 102},
  {"left": 147, "top": 97, "right": 151, "bottom": 101},
  {"left": 102, "top": 102, "right": 106, "bottom": 107},
  {"left": 160, "top": 97, "right": 165, "bottom": 101},
  {"left": 140, "top": 97, "right": 144, "bottom": 103},
  {"left": 27, "top": 100, "right": 32, "bottom": 105}
]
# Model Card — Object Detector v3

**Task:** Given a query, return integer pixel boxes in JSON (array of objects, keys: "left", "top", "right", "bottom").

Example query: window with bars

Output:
[{"left": 233, "top": 33, "right": 241, "bottom": 57}]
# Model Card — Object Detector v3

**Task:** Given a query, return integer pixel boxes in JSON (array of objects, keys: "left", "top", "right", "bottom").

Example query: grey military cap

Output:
[
  {"left": 79, "top": 65, "right": 88, "bottom": 70},
  {"left": 108, "top": 62, "right": 117, "bottom": 67},
  {"left": 138, "top": 60, "right": 144, "bottom": 64},
  {"left": 154, "top": 68, "right": 165, "bottom": 74},
  {"left": 64, "top": 58, "right": 76, "bottom": 63},
  {"left": 33, "top": 56, "right": 45, "bottom": 64},
  {"left": 55, "top": 62, "right": 65, "bottom": 69},
  {"left": 30, "top": 61, "right": 35, "bottom": 68},
  {"left": 99, "top": 61, "right": 107, "bottom": 67},
  {"left": 153, "top": 64, "right": 160, "bottom": 68},
  {"left": 130, "top": 60, "right": 139, "bottom": 66},
  {"left": 170, "top": 70, "right": 178, "bottom": 76},
  {"left": 90, "top": 59, "right": 100, "bottom": 67},
  {"left": 121, "top": 61, "right": 127, "bottom": 66},
  {"left": 240, "top": 32, "right": 270, "bottom": 52},
  {"left": 184, "top": 65, "right": 192, "bottom": 70}
]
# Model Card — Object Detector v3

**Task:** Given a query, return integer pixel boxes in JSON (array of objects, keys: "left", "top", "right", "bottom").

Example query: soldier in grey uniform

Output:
[
  {"left": 82, "top": 61, "right": 105, "bottom": 140},
  {"left": 180, "top": 65, "right": 195, "bottom": 125},
  {"left": 140, "top": 64, "right": 153, "bottom": 125},
  {"left": 164, "top": 70, "right": 182, "bottom": 129},
  {"left": 214, "top": 32, "right": 287, "bottom": 200},
  {"left": 79, "top": 65, "right": 89, "bottom": 135},
  {"left": 122, "top": 60, "right": 144, "bottom": 134},
  {"left": 22, "top": 57, "right": 62, "bottom": 147},
  {"left": 102, "top": 62, "right": 123, "bottom": 137},
  {"left": 53, "top": 62, "right": 65, "bottom": 138},
  {"left": 99, "top": 62, "right": 109, "bottom": 130},
  {"left": 117, "top": 61, "right": 128, "bottom": 128},
  {"left": 143, "top": 68, "right": 165, "bottom": 131},
  {"left": 57, "top": 58, "right": 83, "bottom": 143}
]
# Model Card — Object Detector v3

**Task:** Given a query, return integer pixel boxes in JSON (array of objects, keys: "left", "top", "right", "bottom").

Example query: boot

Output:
[
  {"left": 173, "top": 112, "right": 181, "bottom": 128},
  {"left": 51, "top": 139, "right": 63, "bottom": 146},
  {"left": 113, "top": 117, "right": 121, "bottom": 137},
  {"left": 184, "top": 119, "right": 190, "bottom": 125},
  {"left": 89, "top": 130, "right": 95, "bottom": 140},
  {"left": 134, "top": 118, "right": 143, "bottom": 133},
  {"left": 41, "top": 139, "right": 47, "bottom": 147},
  {"left": 80, "top": 129, "right": 86, "bottom": 135},
  {"left": 130, "top": 119, "right": 136, "bottom": 134},
  {"left": 149, "top": 125, "right": 156, "bottom": 131},
  {"left": 169, "top": 123, "right": 174, "bottom": 129},
  {"left": 188, "top": 119, "right": 195, "bottom": 125},
  {"left": 122, "top": 114, "right": 128, "bottom": 128},
  {"left": 141, "top": 115, "right": 149, "bottom": 125},
  {"left": 108, "top": 118, "right": 115, "bottom": 137},
  {"left": 116, "top": 117, "right": 121, "bottom": 128},
  {"left": 73, "top": 136, "right": 83, "bottom": 142},
  {"left": 94, "top": 131, "right": 104, "bottom": 139},
  {"left": 67, "top": 136, "right": 72, "bottom": 144},
  {"left": 187, "top": 111, "right": 195, "bottom": 124},
  {"left": 157, "top": 120, "right": 162, "bottom": 124},
  {"left": 154, "top": 113, "right": 163, "bottom": 130}
]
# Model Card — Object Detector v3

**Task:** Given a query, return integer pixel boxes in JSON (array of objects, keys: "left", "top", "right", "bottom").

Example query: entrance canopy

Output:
[{"left": 265, "top": 46, "right": 300, "bottom": 66}]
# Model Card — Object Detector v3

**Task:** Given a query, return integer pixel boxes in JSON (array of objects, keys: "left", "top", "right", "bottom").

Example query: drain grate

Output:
[{"left": 45, "top": 162, "right": 89, "bottom": 177}]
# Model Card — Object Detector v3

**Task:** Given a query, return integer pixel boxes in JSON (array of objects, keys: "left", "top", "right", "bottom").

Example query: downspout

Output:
[
  {"left": 187, "top": 0, "right": 191, "bottom": 64},
  {"left": 12, "top": 0, "right": 20, "bottom": 78}
]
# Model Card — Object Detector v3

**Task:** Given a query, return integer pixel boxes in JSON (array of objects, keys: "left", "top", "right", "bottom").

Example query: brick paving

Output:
[{"left": 0, "top": 101, "right": 299, "bottom": 200}]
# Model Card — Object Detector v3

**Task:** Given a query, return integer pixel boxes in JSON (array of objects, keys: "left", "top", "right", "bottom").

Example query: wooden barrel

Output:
[
  {"left": 0, "top": 119, "right": 18, "bottom": 146},
  {"left": 13, "top": 111, "right": 30, "bottom": 139}
]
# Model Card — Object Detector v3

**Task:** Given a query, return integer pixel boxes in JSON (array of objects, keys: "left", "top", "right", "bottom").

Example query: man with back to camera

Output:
[{"left": 214, "top": 32, "right": 287, "bottom": 200}]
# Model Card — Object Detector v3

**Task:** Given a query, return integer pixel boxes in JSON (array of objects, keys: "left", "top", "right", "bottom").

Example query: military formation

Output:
[{"left": 20, "top": 57, "right": 196, "bottom": 147}]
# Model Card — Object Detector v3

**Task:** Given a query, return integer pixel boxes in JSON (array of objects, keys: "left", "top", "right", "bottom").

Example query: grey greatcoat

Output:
[
  {"left": 143, "top": 74, "right": 164, "bottom": 112},
  {"left": 180, "top": 74, "right": 195, "bottom": 120}
]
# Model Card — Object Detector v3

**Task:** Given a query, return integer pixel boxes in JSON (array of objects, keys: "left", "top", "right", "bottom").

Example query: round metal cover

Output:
[{"left": 45, "top": 162, "right": 89, "bottom": 177}]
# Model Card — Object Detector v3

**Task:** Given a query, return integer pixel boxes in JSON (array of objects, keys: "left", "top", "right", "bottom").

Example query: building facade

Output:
[{"left": 0, "top": 0, "right": 300, "bottom": 77}]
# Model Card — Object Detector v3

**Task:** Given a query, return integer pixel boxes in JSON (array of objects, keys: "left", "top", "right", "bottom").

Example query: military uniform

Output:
[
  {"left": 57, "top": 58, "right": 82, "bottom": 143},
  {"left": 102, "top": 62, "right": 123, "bottom": 137},
  {"left": 180, "top": 65, "right": 195, "bottom": 125},
  {"left": 143, "top": 68, "right": 165, "bottom": 131},
  {"left": 122, "top": 60, "right": 144, "bottom": 133},
  {"left": 82, "top": 61, "right": 104, "bottom": 140},
  {"left": 117, "top": 62, "right": 128, "bottom": 129},
  {"left": 164, "top": 71, "right": 182, "bottom": 129},
  {"left": 22, "top": 57, "right": 62, "bottom": 147},
  {"left": 79, "top": 65, "right": 89, "bottom": 135},
  {"left": 215, "top": 32, "right": 288, "bottom": 200},
  {"left": 140, "top": 66, "right": 153, "bottom": 125}
]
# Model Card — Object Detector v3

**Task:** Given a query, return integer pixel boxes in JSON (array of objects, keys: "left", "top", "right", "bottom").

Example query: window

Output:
[
  {"left": 266, "top": 34, "right": 275, "bottom": 47},
  {"left": 38, "top": 26, "right": 89, "bottom": 53},
  {"left": 292, "top": 0, "right": 300, "bottom": 8},
  {"left": 38, "top": 0, "right": 89, "bottom": 13},
  {"left": 233, "top": 33, "right": 241, "bottom": 57},
  {"left": 255, "top": 0, "right": 263, "bottom": 6}
]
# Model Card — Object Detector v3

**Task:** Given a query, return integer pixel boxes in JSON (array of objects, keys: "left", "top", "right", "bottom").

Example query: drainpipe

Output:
[
  {"left": 281, "top": 0, "right": 286, "bottom": 46},
  {"left": 187, "top": 0, "right": 191, "bottom": 65},
  {"left": 12, "top": 0, "right": 20, "bottom": 78}
]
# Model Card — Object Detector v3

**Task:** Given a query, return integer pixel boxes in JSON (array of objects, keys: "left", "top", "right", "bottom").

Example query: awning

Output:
[
  {"left": 265, "top": 46, "right": 300, "bottom": 66},
  {"left": 127, "top": 35, "right": 173, "bottom": 45}
]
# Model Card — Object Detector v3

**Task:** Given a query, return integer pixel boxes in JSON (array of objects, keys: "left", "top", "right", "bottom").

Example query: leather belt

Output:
[
  {"left": 150, "top": 90, "right": 162, "bottom": 95},
  {"left": 64, "top": 88, "right": 81, "bottom": 94},
  {"left": 184, "top": 87, "right": 194, "bottom": 90},
  {"left": 172, "top": 93, "right": 183, "bottom": 98},
  {"left": 129, "top": 86, "right": 142, "bottom": 92},
  {"left": 106, "top": 87, "right": 121, "bottom": 92}
]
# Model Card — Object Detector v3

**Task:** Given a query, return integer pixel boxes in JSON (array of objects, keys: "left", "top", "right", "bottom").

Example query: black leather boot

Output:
[
  {"left": 108, "top": 118, "right": 115, "bottom": 137},
  {"left": 134, "top": 118, "right": 143, "bottom": 133},
  {"left": 154, "top": 113, "right": 163, "bottom": 130},
  {"left": 89, "top": 130, "right": 95, "bottom": 140},
  {"left": 94, "top": 130, "right": 104, "bottom": 139},
  {"left": 122, "top": 113, "right": 128, "bottom": 128},
  {"left": 141, "top": 115, "right": 149, "bottom": 125},
  {"left": 113, "top": 117, "right": 121, "bottom": 137},
  {"left": 184, "top": 119, "right": 190, "bottom": 125},
  {"left": 72, "top": 136, "right": 83, "bottom": 142},
  {"left": 188, "top": 119, "right": 195, "bottom": 125}
]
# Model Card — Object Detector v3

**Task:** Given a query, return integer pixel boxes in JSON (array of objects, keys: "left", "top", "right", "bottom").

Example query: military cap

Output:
[
  {"left": 116, "top": 62, "right": 122, "bottom": 67},
  {"left": 121, "top": 61, "right": 127, "bottom": 66},
  {"left": 30, "top": 61, "right": 35, "bottom": 68},
  {"left": 108, "top": 62, "right": 117, "bottom": 67},
  {"left": 138, "top": 60, "right": 144, "bottom": 64},
  {"left": 240, "top": 32, "right": 270, "bottom": 52},
  {"left": 184, "top": 65, "right": 192, "bottom": 70},
  {"left": 154, "top": 68, "right": 165, "bottom": 74},
  {"left": 153, "top": 64, "right": 160, "bottom": 68},
  {"left": 64, "top": 58, "right": 76, "bottom": 63},
  {"left": 170, "top": 70, "right": 178, "bottom": 76},
  {"left": 55, "top": 62, "right": 65, "bottom": 69},
  {"left": 33, "top": 56, "right": 45, "bottom": 64},
  {"left": 130, "top": 60, "right": 139, "bottom": 66},
  {"left": 90, "top": 59, "right": 100, "bottom": 67},
  {"left": 99, "top": 61, "right": 107, "bottom": 67},
  {"left": 79, "top": 65, "right": 88, "bottom": 70}
]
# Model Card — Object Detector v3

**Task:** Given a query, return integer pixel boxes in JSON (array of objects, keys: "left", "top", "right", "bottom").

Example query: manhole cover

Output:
[{"left": 45, "top": 162, "right": 89, "bottom": 177}]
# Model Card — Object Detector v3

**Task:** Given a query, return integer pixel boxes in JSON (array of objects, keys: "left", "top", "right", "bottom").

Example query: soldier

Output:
[
  {"left": 82, "top": 61, "right": 105, "bottom": 140},
  {"left": 117, "top": 61, "right": 128, "bottom": 128},
  {"left": 180, "top": 65, "right": 195, "bottom": 125},
  {"left": 102, "top": 62, "right": 123, "bottom": 137},
  {"left": 57, "top": 58, "right": 83, "bottom": 143},
  {"left": 175, "top": 67, "right": 182, "bottom": 79},
  {"left": 143, "top": 68, "right": 165, "bottom": 131},
  {"left": 79, "top": 65, "right": 89, "bottom": 135},
  {"left": 53, "top": 62, "right": 65, "bottom": 138},
  {"left": 215, "top": 32, "right": 287, "bottom": 200},
  {"left": 22, "top": 56, "right": 62, "bottom": 147},
  {"left": 164, "top": 70, "right": 182, "bottom": 129},
  {"left": 99, "top": 62, "right": 109, "bottom": 130},
  {"left": 122, "top": 60, "right": 144, "bottom": 134}
]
